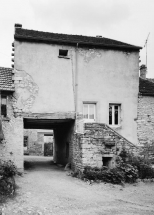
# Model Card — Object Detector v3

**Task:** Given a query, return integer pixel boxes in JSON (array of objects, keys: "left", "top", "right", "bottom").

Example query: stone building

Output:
[
  {"left": 137, "top": 65, "right": 154, "bottom": 160},
  {"left": 0, "top": 24, "right": 141, "bottom": 171},
  {"left": 24, "top": 129, "right": 53, "bottom": 156}
]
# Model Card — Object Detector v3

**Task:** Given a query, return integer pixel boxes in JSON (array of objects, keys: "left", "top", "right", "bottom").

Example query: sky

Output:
[{"left": 0, "top": 0, "right": 154, "bottom": 77}]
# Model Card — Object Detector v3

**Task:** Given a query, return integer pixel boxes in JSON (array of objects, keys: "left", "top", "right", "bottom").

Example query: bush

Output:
[
  {"left": 83, "top": 163, "right": 138, "bottom": 184},
  {"left": 76, "top": 149, "right": 154, "bottom": 185},
  {"left": 119, "top": 149, "right": 154, "bottom": 179},
  {"left": 117, "top": 162, "right": 138, "bottom": 183},
  {"left": 0, "top": 160, "right": 18, "bottom": 196}
]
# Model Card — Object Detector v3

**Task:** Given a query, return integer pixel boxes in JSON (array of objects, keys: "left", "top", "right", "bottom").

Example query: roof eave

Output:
[{"left": 14, "top": 35, "right": 142, "bottom": 50}]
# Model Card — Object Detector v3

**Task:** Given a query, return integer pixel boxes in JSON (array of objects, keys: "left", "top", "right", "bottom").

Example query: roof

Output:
[
  {"left": 0, "top": 67, "right": 14, "bottom": 91},
  {"left": 139, "top": 77, "right": 154, "bottom": 96},
  {"left": 15, "top": 28, "right": 141, "bottom": 50}
]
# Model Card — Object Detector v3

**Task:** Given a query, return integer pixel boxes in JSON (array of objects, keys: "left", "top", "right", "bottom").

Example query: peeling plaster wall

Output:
[
  {"left": 14, "top": 41, "right": 139, "bottom": 145},
  {"left": 0, "top": 96, "right": 23, "bottom": 170},
  {"left": 5, "top": 40, "right": 139, "bottom": 170},
  {"left": 14, "top": 41, "right": 75, "bottom": 113},
  {"left": 12, "top": 69, "right": 39, "bottom": 113}
]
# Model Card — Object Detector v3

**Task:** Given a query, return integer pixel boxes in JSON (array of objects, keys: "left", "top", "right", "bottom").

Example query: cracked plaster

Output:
[
  {"left": 13, "top": 69, "right": 39, "bottom": 112},
  {"left": 78, "top": 48, "right": 102, "bottom": 63}
]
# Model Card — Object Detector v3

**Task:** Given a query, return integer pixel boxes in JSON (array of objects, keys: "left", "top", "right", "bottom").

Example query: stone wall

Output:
[
  {"left": 0, "top": 96, "right": 23, "bottom": 170},
  {"left": 72, "top": 123, "right": 139, "bottom": 171},
  {"left": 24, "top": 130, "right": 45, "bottom": 156},
  {"left": 137, "top": 95, "right": 154, "bottom": 160}
]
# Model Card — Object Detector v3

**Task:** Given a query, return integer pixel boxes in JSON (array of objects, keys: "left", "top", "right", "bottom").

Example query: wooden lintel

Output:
[{"left": 15, "top": 112, "right": 76, "bottom": 120}]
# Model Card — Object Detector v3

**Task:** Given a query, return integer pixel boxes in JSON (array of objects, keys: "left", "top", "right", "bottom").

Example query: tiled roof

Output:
[
  {"left": 15, "top": 28, "right": 141, "bottom": 50},
  {"left": 139, "top": 77, "right": 154, "bottom": 95},
  {"left": 0, "top": 67, "right": 14, "bottom": 91}
]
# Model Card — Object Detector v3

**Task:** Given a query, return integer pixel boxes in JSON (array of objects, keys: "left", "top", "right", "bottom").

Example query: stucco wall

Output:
[
  {"left": 14, "top": 41, "right": 75, "bottom": 113},
  {"left": 14, "top": 40, "right": 139, "bottom": 145},
  {"left": 77, "top": 48, "right": 139, "bottom": 145}
]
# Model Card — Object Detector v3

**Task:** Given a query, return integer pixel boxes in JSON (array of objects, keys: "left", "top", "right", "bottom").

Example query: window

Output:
[
  {"left": 83, "top": 103, "right": 96, "bottom": 122},
  {"left": 59, "top": 49, "right": 68, "bottom": 57},
  {"left": 1, "top": 95, "right": 7, "bottom": 118},
  {"left": 109, "top": 104, "right": 121, "bottom": 126}
]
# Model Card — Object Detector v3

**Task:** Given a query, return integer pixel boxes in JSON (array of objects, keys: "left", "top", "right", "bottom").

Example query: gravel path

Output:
[{"left": 1, "top": 156, "right": 154, "bottom": 215}]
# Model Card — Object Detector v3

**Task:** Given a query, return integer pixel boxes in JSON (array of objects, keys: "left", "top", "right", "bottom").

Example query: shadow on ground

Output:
[{"left": 24, "top": 156, "right": 65, "bottom": 171}]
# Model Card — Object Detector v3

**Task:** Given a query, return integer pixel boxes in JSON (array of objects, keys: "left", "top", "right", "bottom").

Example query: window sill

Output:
[
  {"left": 58, "top": 56, "right": 70, "bottom": 59},
  {"left": 2, "top": 117, "right": 10, "bottom": 122},
  {"left": 109, "top": 125, "right": 122, "bottom": 130}
]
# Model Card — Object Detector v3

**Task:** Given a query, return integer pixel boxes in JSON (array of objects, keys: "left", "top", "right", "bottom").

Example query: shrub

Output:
[
  {"left": 117, "top": 162, "right": 138, "bottom": 183},
  {"left": 0, "top": 160, "right": 18, "bottom": 196},
  {"left": 119, "top": 149, "right": 154, "bottom": 179},
  {"left": 83, "top": 163, "right": 138, "bottom": 184},
  {"left": 83, "top": 166, "right": 125, "bottom": 184}
]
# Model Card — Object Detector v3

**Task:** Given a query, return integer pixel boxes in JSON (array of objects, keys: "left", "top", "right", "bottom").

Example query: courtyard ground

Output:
[{"left": 0, "top": 156, "right": 154, "bottom": 215}]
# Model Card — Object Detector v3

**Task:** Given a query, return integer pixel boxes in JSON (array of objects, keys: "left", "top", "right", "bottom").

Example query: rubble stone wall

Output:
[
  {"left": 137, "top": 95, "right": 154, "bottom": 160},
  {"left": 24, "top": 130, "right": 45, "bottom": 156},
  {"left": 72, "top": 123, "right": 139, "bottom": 171},
  {"left": 0, "top": 96, "right": 23, "bottom": 171}
]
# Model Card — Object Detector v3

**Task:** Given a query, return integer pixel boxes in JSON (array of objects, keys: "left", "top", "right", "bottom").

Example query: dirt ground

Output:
[{"left": 0, "top": 156, "right": 154, "bottom": 215}]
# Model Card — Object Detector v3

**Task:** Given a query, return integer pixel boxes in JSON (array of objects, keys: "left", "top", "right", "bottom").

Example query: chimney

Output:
[
  {"left": 140, "top": 64, "right": 147, "bottom": 79},
  {"left": 14, "top": 23, "right": 22, "bottom": 29}
]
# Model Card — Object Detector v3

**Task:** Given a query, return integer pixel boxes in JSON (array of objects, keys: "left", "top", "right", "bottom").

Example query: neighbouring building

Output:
[
  {"left": 24, "top": 129, "right": 54, "bottom": 156},
  {"left": 0, "top": 24, "right": 141, "bottom": 171},
  {"left": 137, "top": 65, "right": 154, "bottom": 161}
]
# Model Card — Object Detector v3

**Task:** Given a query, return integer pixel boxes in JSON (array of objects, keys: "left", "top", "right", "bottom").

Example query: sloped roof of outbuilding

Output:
[
  {"left": 0, "top": 67, "right": 14, "bottom": 91},
  {"left": 139, "top": 77, "right": 154, "bottom": 96},
  {"left": 15, "top": 27, "right": 142, "bottom": 50}
]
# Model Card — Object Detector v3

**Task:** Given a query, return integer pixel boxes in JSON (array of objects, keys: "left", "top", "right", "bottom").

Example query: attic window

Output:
[{"left": 59, "top": 49, "right": 68, "bottom": 58}]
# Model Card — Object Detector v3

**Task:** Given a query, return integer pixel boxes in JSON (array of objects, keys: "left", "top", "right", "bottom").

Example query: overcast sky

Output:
[{"left": 0, "top": 0, "right": 154, "bottom": 77}]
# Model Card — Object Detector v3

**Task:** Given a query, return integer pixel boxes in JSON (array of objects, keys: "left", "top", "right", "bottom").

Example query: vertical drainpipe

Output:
[{"left": 75, "top": 43, "right": 79, "bottom": 132}]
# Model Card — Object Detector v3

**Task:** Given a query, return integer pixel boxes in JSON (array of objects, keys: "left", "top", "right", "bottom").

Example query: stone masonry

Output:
[
  {"left": 72, "top": 123, "right": 139, "bottom": 171},
  {"left": 0, "top": 96, "right": 23, "bottom": 171},
  {"left": 137, "top": 94, "right": 154, "bottom": 160}
]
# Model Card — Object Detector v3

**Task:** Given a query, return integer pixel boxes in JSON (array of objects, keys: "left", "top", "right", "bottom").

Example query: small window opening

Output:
[
  {"left": 1, "top": 95, "right": 7, "bottom": 117},
  {"left": 103, "top": 157, "right": 112, "bottom": 167},
  {"left": 59, "top": 49, "right": 68, "bottom": 57}
]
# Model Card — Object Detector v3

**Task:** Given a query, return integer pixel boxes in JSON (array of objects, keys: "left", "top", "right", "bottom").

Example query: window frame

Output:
[
  {"left": 109, "top": 104, "right": 121, "bottom": 126},
  {"left": 83, "top": 102, "right": 96, "bottom": 123},
  {"left": 1, "top": 94, "right": 7, "bottom": 118}
]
